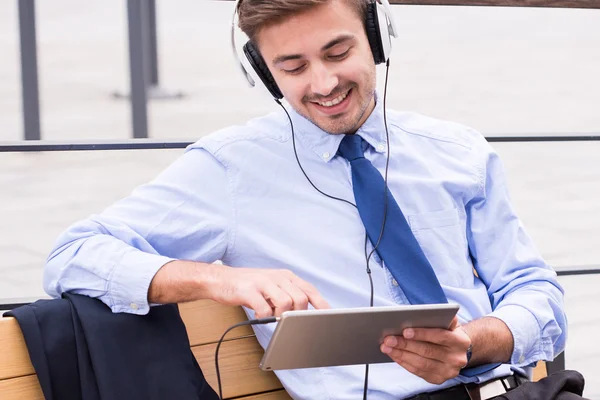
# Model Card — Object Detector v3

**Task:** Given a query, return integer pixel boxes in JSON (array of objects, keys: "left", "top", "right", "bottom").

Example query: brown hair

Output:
[{"left": 238, "top": 0, "right": 368, "bottom": 44}]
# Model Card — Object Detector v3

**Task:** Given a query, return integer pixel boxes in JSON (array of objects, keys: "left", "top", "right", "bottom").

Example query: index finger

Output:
[
  {"left": 403, "top": 327, "right": 469, "bottom": 349},
  {"left": 287, "top": 275, "right": 330, "bottom": 310},
  {"left": 404, "top": 315, "right": 459, "bottom": 339}
]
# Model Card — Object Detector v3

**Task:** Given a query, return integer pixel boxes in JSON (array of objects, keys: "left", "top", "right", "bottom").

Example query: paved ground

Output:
[{"left": 0, "top": 1, "right": 599, "bottom": 397}]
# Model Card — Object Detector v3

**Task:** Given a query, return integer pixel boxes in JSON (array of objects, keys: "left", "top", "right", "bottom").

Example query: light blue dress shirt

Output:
[{"left": 44, "top": 95, "right": 566, "bottom": 399}]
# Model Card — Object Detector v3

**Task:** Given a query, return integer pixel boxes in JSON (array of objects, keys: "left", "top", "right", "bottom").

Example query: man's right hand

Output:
[{"left": 209, "top": 266, "right": 330, "bottom": 318}]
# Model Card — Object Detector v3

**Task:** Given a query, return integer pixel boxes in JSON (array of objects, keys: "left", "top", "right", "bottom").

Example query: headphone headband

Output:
[
  {"left": 231, "top": 2, "right": 255, "bottom": 88},
  {"left": 378, "top": 0, "right": 398, "bottom": 38}
]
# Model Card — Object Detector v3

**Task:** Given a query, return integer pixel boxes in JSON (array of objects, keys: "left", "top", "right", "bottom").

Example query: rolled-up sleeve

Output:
[
  {"left": 466, "top": 138, "right": 567, "bottom": 366},
  {"left": 44, "top": 146, "right": 232, "bottom": 315}
]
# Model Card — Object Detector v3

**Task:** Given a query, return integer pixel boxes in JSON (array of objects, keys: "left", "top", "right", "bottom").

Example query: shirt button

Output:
[
  {"left": 130, "top": 303, "right": 139, "bottom": 310},
  {"left": 377, "top": 144, "right": 385, "bottom": 151},
  {"left": 392, "top": 279, "right": 399, "bottom": 286},
  {"left": 518, "top": 355, "right": 525, "bottom": 363},
  {"left": 322, "top": 152, "right": 330, "bottom": 159}
]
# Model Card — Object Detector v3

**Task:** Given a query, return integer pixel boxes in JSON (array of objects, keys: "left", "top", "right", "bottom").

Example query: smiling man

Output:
[{"left": 43, "top": 0, "right": 569, "bottom": 399}]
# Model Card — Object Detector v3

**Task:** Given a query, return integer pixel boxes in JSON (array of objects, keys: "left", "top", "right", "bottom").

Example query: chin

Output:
[{"left": 316, "top": 115, "right": 361, "bottom": 135}]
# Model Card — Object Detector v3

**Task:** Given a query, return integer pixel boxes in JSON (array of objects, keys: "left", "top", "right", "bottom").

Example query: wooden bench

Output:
[
  {"left": 0, "top": 299, "right": 550, "bottom": 400},
  {"left": 0, "top": 300, "right": 291, "bottom": 400}
]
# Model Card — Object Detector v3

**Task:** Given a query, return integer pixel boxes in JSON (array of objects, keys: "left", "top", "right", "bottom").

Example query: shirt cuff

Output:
[
  {"left": 489, "top": 304, "right": 542, "bottom": 367},
  {"left": 107, "top": 250, "right": 175, "bottom": 315}
]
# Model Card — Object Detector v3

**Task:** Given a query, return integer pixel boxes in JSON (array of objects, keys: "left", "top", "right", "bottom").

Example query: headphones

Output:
[{"left": 231, "top": 0, "right": 398, "bottom": 100}]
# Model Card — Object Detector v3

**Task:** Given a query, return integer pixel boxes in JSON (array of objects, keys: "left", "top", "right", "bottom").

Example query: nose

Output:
[{"left": 310, "top": 62, "right": 339, "bottom": 97}]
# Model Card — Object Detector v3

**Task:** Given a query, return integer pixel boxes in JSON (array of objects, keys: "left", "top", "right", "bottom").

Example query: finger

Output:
[
  {"left": 278, "top": 280, "right": 309, "bottom": 311},
  {"left": 285, "top": 274, "right": 330, "bottom": 309},
  {"left": 397, "top": 357, "right": 450, "bottom": 385},
  {"left": 383, "top": 336, "right": 448, "bottom": 363},
  {"left": 389, "top": 336, "right": 468, "bottom": 369},
  {"left": 403, "top": 327, "right": 469, "bottom": 350},
  {"left": 243, "top": 292, "right": 274, "bottom": 319},
  {"left": 380, "top": 345, "right": 450, "bottom": 384},
  {"left": 260, "top": 282, "right": 294, "bottom": 317}
]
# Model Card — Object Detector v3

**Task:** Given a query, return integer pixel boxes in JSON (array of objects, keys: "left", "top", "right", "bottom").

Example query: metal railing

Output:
[
  {"left": 1, "top": 134, "right": 600, "bottom": 153},
  {"left": 15, "top": 0, "right": 182, "bottom": 141},
  {"left": 12, "top": 0, "right": 600, "bottom": 141}
]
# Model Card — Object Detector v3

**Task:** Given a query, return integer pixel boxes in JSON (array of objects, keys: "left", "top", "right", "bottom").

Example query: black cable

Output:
[
  {"left": 362, "top": 58, "right": 392, "bottom": 400},
  {"left": 215, "top": 317, "right": 278, "bottom": 400},
  {"left": 276, "top": 59, "right": 393, "bottom": 400},
  {"left": 366, "top": 59, "right": 392, "bottom": 266},
  {"left": 277, "top": 99, "right": 358, "bottom": 210}
]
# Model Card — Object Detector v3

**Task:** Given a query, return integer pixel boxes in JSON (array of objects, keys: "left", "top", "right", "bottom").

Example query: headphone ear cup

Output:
[
  {"left": 243, "top": 41, "right": 284, "bottom": 99},
  {"left": 364, "top": 1, "right": 385, "bottom": 65}
]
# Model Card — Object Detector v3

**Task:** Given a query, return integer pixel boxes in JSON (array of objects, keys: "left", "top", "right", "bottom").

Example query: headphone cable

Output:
[
  {"left": 361, "top": 58, "right": 392, "bottom": 400},
  {"left": 275, "top": 59, "right": 393, "bottom": 400}
]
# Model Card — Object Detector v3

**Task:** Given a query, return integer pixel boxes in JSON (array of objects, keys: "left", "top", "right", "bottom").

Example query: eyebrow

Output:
[{"left": 272, "top": 34, "right": 355, "bottom": 65}]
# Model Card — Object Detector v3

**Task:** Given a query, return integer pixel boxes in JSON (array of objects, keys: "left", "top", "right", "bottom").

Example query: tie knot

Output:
[{"left": 338, "top": 134, "right": 365, "bottom": 161}]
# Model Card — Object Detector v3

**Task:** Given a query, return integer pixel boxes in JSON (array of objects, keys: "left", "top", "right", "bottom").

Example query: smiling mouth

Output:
[{"left": 313, "top": 90, "right": 350, "bottom": 107}]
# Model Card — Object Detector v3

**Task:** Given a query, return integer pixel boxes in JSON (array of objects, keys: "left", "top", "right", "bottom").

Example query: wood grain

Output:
[
  {"left": 0, "top": 318, "right": 35, "bottom": 380},
  {"left": 231, "top": 390, "right": 293, "bottom": 400},
  {"left": 0, "top": 375, "right": 44, "bottom": 400},
  {"left": 533, "top": 361, "right": 548, "bottom": 381},
  {"left": 193, "top": 337, "right": 283, "bottom": 399},
  {"left": 180, "top": 299, "right": 253, "bottom": 346}
]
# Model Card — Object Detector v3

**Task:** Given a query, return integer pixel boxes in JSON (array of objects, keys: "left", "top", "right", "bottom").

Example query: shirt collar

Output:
[{"left": 286, "top": 91, "right": 388, "bottom": 163}]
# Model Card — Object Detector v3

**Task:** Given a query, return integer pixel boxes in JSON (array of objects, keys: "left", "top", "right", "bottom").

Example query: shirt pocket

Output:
[{"left": 407, "top": 208, "right": 469, "bottom": 287}]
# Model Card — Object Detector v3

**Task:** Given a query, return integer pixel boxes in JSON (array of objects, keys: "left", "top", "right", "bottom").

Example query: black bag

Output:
[{"left": 497, "top": 370, "right": 589, "bottom": 400}]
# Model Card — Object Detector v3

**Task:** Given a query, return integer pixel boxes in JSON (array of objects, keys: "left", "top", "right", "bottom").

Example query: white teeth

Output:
[{"left": 317, "top": 91, "right": 349, "bottom": 107}]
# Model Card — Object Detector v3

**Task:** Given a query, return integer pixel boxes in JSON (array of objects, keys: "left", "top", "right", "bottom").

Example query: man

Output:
[{"left": 44, "top": 0, "right": 567, "bottom": 399}]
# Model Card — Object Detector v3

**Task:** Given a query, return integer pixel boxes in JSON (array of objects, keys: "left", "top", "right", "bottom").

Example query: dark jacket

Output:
[{"left": 7, "top": 293, "right": 219, "bottom": 400}]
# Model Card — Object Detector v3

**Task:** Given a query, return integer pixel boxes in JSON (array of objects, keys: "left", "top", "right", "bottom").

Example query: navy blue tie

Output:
[{"left": 338, "top": 134, "right": 447, "bottom": 305}]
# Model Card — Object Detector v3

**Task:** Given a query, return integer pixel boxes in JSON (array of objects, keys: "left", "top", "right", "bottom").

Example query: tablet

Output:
[{"left": 259, "top": 303, "right": 459, "bottom": 371}]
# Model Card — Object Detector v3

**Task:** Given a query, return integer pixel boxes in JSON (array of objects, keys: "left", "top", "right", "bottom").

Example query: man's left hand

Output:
[{"left": 380, "top": 316, "right": 471, "bottom": 384}]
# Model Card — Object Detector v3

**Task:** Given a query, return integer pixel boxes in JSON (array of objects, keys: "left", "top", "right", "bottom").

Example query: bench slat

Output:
[
  {"left": 533, "top": 361, "right": 547, "bottom": 381},
  {"left": 232, "top": 390, "right": 293, "bottom": 400},
  {"left": 180, "top": 300, "right": 253, "bottom": 346},
  {"left": 0, "top": 374, "right": 290, "bottom": 400},
  {"left": 194, "top": 337, "right": 283, "bottom": 399},
  {"left": 0, "top": 375, "right": 44, "bottom": 400},
  {"left": 0, "top": 318, "right": 35, "bottom": 380}
]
